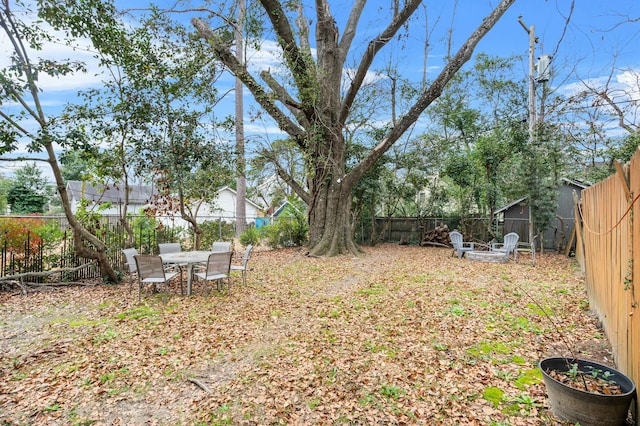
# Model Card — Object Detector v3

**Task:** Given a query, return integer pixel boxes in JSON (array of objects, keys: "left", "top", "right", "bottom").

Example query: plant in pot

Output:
[
  {"left": 523, "top": 288, "right": 637, "bottom": 425},
  {"left": 539, "top": 356, "right": 636, "bottom": 426}
]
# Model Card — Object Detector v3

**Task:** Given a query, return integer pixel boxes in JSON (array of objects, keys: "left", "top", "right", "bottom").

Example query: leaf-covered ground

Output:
[{"left": 0, "top": 244, "right": 613, "bottom": 425}]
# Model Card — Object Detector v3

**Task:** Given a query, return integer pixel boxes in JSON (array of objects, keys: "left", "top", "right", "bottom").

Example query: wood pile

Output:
[{"left": 421, "top": 224, "right": 451, "bottom": 247}]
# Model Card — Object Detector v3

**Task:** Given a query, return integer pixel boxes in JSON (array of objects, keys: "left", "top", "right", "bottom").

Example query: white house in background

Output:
[
  {"left": 198, "top": 186, "right": 264, "bottom": 223},
  {"left": 65, "top": 181, "right": 264, "bottom": 223},
  {"left": 66, "top": 180, "right": 156, "bottom": 216}
]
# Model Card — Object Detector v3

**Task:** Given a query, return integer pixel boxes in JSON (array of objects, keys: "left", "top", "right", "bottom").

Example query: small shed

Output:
[{"left": 493, "top": 178, "right": 589, "bottom": 251}]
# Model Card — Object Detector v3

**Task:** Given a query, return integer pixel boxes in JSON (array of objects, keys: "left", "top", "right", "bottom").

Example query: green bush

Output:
[
  {"left": 262, "top": 223, "right": 281, "bottom": 248},
  {"left": 262, "top": 215, "right": 308, "bottom": 249},
  {"left": 259, "top": 198, "right": 308, "bottom": 248},
  {"left": 198, "top": 219, "right": 235, "bottom": 249},
  {"left": 239, "top": 226, "right": 261, "bottom": 246}
]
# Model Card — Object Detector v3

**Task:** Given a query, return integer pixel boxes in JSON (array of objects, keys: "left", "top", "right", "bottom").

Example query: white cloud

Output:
[
  {"left": 244, "top": 123, "right": 287, "bottom": 138},
  {"left": 245, "top": 39, "right": 288, "bottom": 73},
  {"left": 0, "top": 22, "right": 106, "bottom": 94},
  {"left": 616, "top": 70, "right": 640, "bottom": 102}
]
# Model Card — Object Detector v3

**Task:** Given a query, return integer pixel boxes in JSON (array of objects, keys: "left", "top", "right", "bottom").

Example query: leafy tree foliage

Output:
[
  {"left": 0, "top": 175, "right": 11, "bottom": 214},
  {"left": 0, "top": 0, "right": 130, "bottom": 281},
  {"left": 7, "top": 186, "right": 46, "bottom": 214},
  {"left": 6, "top": 163, "right": 51, "bottom": 214},
  {"left": 45, "top": 3, "right": 232, "bottom": 249}
]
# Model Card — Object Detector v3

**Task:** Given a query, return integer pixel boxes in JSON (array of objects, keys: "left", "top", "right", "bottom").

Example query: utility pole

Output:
[
  {"left": 519, "top": 16, "right": 537, "bottom": 248},
  {"left": 235, "top": 0, "right": 247, "bottom": 238}
]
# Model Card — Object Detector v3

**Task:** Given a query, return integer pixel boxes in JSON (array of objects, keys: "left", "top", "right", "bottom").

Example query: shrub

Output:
[
  {"left": 0, "top": 215, "right": 45, "bottom": 254},
  {"left": 197, "top": 219, "right": 235, "bottom": 249},
  {"left": 239, "top": 226, "right": 261, "bottom": 246},
  {"left": 262, "top": 215, "right": 308, "bottom": 249}
]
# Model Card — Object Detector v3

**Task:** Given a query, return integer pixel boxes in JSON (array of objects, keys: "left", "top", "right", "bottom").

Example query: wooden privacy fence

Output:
[{"left": 576, "top": 149, "right": 640, "bottom": 391}]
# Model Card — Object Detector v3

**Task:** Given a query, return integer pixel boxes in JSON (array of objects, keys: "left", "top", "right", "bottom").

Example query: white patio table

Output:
[{"left": 159, "top": 250, "right": 212, "bottom": 296}]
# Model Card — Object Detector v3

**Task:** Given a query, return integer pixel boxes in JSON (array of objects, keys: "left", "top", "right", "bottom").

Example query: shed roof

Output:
[
  {"left": 494, "top": 178, "right": 591, "bottom": 215},
  {"left": 494, "top": 197, "right": 527, "bottom": 215}
]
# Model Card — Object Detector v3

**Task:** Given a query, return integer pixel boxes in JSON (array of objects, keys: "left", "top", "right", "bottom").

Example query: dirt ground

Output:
[{"left": 0, "top": 244, "right": 620, "bottom": 425}]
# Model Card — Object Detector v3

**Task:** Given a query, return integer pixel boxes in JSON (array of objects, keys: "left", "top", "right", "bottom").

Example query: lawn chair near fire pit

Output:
[
  {"left": 490, "top": 232, "right": 520, "bottom": 261},
  {"left": 449, "top": 231, "right": 475, "bottom": 259}
]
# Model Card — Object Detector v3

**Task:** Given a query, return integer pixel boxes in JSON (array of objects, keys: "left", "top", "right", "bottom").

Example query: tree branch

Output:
[
  {"left": 0, "top": 156, "right": 49, "bottom": 162},
  {"left": 295, "top": 2, "right": 312, "bottom": 56},
  {"left": 192, "top": 18, "right": 306, "bottom": 141},
  {"left": 258, "top": 0, "right": 316, "bottom": 111},
  {"left": 0, "top": 110, "right": 32, "bottom": 137},
  {"left": 261, "top": 148, "right": 310, "bottom": 204},
  {"left": 345, "top": 0, "right": 516, "bottom": 188},
  {"left": 260, "top": 70, "right": 310, "bottom": 130},
  {"left": 337, "top": 0, "right": 366, "bottom": 62},
  {"left": 339, "top": 0, "right": 422, "bottom": 125}
]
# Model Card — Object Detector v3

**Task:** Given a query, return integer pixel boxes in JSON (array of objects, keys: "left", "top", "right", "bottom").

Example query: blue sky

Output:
[{"left": 1, "top": 0, "right": 639, "bottom": 182}]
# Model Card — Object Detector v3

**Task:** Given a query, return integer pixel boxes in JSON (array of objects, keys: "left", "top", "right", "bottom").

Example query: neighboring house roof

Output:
[
  {"left": 560, "top": 177, "right": 590, "bottom": 189},
  {"left": 272, "top": 200, "right": 302, "bottom": 217},
  {"left": 66, "top": 181, "right": 264, "bottom": 213},
  {"left": 66, "top": 181, "right": 156, "bottom": 205}
]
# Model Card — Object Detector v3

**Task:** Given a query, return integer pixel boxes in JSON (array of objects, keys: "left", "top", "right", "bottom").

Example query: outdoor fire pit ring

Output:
[{"left": 465, "top": 251, "right": 508, "bottom": 263}]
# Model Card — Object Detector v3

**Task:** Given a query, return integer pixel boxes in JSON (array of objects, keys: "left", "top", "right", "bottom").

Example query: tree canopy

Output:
[{"left": 190, "top": 0, "right": 517, "bottom": 255}]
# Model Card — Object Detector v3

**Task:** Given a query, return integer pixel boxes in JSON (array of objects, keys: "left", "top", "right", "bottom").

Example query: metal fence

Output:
[
  {"left": 0, "top": 215, "right": 228, "bottom": 282},
  {"left": 1, "top": 213, "right": 492, "bottom": 283}
]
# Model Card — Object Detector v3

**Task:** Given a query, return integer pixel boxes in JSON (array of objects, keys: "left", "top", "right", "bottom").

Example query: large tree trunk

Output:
[
  {"left": 307, "top": 178, "right": 364, "bottom": 257},
  {"left": 234, "top": 0, "right": 247, "bottom": 238}
]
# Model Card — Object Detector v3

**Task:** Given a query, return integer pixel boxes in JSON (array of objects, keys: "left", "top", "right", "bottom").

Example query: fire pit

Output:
[{"left": 465, "top": 251, "right": 508, "bottom": 263}]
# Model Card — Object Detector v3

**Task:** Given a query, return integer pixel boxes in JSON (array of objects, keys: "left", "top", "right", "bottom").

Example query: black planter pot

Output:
[{"left": 539, "top": 357, "right": 636, "bottom": 426}]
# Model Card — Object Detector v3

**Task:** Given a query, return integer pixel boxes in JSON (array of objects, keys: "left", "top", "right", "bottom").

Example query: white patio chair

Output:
[
  {"left": 211, "top": 241, "right": 232, "bottom": 252},
  {"left": 133, "top": 255, "right": 181, "bottom": 302},
  {"left": 231, "top": 245, "right": 254, "bottom": 285},
  {"left": 121, "top": 248, "right": 138, "bottom": 291},
  {"left": 158, "top": 242, "right": 182, "bottom": 254},
  {"left": 491, "top": 232, "right": 520, "bottom": 261},
  {"left": 158, "top": 242, "right": 186, "bottom": 293},
  {"left": 449, "top": 231, "right": 474, "bottom": 258},
  {"left": 194, "top": 251, "right": 233, "bottom": 293}
]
